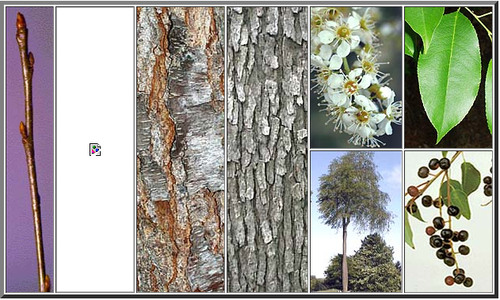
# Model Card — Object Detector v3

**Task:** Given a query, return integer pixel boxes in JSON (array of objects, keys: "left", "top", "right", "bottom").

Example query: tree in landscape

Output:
[
  {"left": 323, "top": 254, "right": 354, "bottom": 291},
  {"left": 317, "top": 152, "right": 392, "bottom": 292},
  {"left": 310, "top": 276, "right": 327, "bottom": 292},
  {"left": 349, "top": 233, "right": 401, "bottom": 292},
  {"left": 322, "top": 234, "right": 401, "bottom": 292}
]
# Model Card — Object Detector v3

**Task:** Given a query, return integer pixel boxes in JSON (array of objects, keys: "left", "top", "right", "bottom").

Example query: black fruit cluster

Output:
[
  {"left": 483, "top": 167, "right": 492, "bottom": 197},
  {"left": 412, "top": 156, "right": 474, "bottom": 288}
]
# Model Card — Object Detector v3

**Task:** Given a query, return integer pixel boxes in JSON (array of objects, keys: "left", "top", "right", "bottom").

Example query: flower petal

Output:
[
  {"left": 311, "top": 54, "right": 326, "bottom": 68},
  {"left": 371, "top": 113, "right": 386, "bottom": 124},
  {"left": 325, "top": 21, "right": 337, "bottom": 28},
  {"left": 328, "top": 73, "right": 343, "bottom": 88},
  {"left": 329, "top": 55, "right": 343, "bottom": 70},
  {"left": 347, "top": 16, "right": 360, "bottom": 29},
  {"left": 319, "top": 44, "right": 333, "bottom": 60},
  {"left": 358, "top": 125, "right": 373, "bottom": 138},
  {"left": 350, "top": 35, "right": 361, "bottom": 48},
  {"left": 359, "top": 75, "right": 372, "bottom": 89},
  {"left": 329, "top": 90, "right": 348, "bottom": 106},
  {"left": 354, "top": 94, "right": 376, "bottom": 110},
  {"left": 349, "top": 68, "right": 363, "bottom": 79},
  {"left": 318, "top": 30, "right": 335, "bottom": 44},
  {"left": 337, "top": 40, "right": 350, "bottom": 57},
  {"left": 385, "top": 120, "right": 393, "bottom": 135},
  {"left": 379, "top": 86, "right": 393, "bottom": 100}
]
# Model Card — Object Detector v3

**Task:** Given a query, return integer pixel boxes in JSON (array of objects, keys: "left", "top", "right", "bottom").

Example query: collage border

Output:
[{"left": 1, "top": 0, "right": 498, "bottom": 297}]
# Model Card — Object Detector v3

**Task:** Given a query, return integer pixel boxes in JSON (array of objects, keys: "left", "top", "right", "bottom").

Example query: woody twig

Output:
[{"left": 16, "top": 12, "right": 50, "bottom": 292}]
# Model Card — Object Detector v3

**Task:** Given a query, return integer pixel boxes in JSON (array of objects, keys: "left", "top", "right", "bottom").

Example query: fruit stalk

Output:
[{"left": 16, "top": 12, "right": 50, "bottom": 292}]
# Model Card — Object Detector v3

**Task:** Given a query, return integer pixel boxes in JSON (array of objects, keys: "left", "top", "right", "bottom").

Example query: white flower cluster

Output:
[{"left": 311, "top": 7, "right": 402, "bottom": 148}]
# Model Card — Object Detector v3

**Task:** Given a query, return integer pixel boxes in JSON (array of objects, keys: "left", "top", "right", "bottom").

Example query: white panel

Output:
[{"left": 56, "top": 7, "right": 134, "bottom": 292}]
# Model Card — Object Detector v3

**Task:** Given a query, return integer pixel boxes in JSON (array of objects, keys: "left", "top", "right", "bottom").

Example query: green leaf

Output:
[
  {"left": 451, "top": 189, "right": 471, "bottom": 220},
  {"left": 486, "top": 59, "right": 493, "bottom": 134},
  {"left": 417, "top": 11, "right": 482, "bottom": 144},
  {"left": 405, "top": 7, "right": 444, "bottom": 54},
  {"left": 405, "top": 31, "right": 415, "bottom": 57},
  {"left": 442, "top": 151, "right": 448, "bottom": 158},
  {"left": 440, "top": 179, "right": 462, "bottom": 201},
  {"left": 404, "top": 211, "right": 415, "bottom": 249},
  {"left": 407, "top": 204, "right": 425, "bottom": 222},
  {"left": 440, "top": 179, "right": 471, "bottom": 219},
  {"left": 461, "top": 162, "right": 481, "bottom": 195}
]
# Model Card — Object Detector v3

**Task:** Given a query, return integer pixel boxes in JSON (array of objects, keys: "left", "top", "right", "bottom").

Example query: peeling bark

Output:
[
  {"left": 136, "top": 7, "right": 224, "bottom": 292},
  {"left": 227, "top": 7, "right": 308, "bottom": 293}
]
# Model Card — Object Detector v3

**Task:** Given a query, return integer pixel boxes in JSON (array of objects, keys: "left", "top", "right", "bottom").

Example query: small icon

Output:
[{"left": 89, "top": 143, "right": 101, "bottom": 156}]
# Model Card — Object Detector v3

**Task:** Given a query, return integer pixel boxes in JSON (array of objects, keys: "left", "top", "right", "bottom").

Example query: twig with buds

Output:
[{"left": 16, "top": 12, "right": 50, "bottom": 292}]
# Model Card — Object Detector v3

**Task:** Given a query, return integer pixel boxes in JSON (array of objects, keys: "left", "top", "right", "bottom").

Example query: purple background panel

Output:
[{"left": 6, "top": 7, "right": 54, "bottom": 292}]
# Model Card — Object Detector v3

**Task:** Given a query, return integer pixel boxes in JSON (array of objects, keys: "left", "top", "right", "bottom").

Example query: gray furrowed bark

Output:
[
  {"left": 136, "top": 7, "right": 225, "bottom": 292},
  {"left": 227, "top": 7, "right": 309, "bottom": 293}
]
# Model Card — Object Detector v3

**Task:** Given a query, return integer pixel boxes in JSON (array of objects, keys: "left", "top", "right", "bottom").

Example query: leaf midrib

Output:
[
  {"left": 421, "top": 7, "right": 430, "bottom": 52},
  {"left": 439, "top": 12, "right": 459, "bottom": 135}
]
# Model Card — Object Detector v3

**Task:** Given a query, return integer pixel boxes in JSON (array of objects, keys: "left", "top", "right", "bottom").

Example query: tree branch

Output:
[{"left": 16, "top": 12, "right": 49, "bottom": 292}]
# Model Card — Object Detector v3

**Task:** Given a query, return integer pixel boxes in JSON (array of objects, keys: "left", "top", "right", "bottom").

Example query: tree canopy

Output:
[
  {"left": 323, "top": 233, "right": 401, "bottom": 292},
  {"left": 317, "top": 151, "right": 393, "bottom": 232}
]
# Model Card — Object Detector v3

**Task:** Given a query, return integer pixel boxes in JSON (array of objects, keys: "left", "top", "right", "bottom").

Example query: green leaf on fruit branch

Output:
[
  {"left": 404, "top": 211, "right": 415, "bottom": 249},
  {"left": 440, "top": 179, "right": 471, "bottom": 220},
  {"left": 461, "top": 162, "right": 481, "bottom": 196}
]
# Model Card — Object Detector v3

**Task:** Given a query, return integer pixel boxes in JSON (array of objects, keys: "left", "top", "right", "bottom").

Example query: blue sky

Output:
[{"left": 310, "top": 151, "right": 402, "bottom": 278}]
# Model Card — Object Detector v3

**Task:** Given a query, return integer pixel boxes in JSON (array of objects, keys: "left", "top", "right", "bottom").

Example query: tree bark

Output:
[
  {"left": 227, "top": 7, "right": 308, "bottom": 292},
  {"left": 342, "top": 218, "right": 348, "bottom": 292},
  {"left": 136, "top": 7, "right": 225, "bottom": 292}
]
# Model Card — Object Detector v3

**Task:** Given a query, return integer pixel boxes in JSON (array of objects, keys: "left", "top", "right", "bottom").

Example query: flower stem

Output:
[{"left": 343, "top": 57, "right": 350, "bottom": 74}]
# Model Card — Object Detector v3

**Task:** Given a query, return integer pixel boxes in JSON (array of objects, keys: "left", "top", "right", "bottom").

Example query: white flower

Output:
[
  {"left": 342, "top": 106, "right": 385, "bottom": 147},
  {"left": 352, "top": 8, "right": 377, "bottom": 44},
  {"left": 310, "top": 7, "right": 401, "bottom": 148},
  {"left": 358, "top": 51, "right": 386, "bottom": 84},
  {"left": 326, "top": 68, "right": 371, "bottom": 106},
  {"left": 317, "top": 16, "right": 361, "bottom": 58}
]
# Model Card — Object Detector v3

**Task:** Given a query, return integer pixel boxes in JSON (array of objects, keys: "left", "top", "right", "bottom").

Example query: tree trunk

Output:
[
  {"left": 136, "top": 7, "right": 225, "bottom": 292},
  {"left": 342, "top": 218, "right": 348, "bottom": 292},
  {"left": 227, "top": 7, "right": 308, "bottom": 292}
]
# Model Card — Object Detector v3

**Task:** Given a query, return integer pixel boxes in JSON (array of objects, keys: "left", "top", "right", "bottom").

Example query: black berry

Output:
[
  {"left": 452, "top": 231, "right": 459, "bottom": 242},
  {"left": 459, "top": 245, "right": 470, "bottom": 255},
  {"left": 422, "top": 195, "right": 433, "bottom": 207},
  {"left": 454, "top": 274, "right": 466, "bottom": 284},
  {"left": 433, "top": 217, "right": 445, "bottom": 230},
  {"left": 433, "top": 198, "right": 443, "bottom": 208},
  {"left": 453, "top": 268, "right": 465, "bottom": 276},
  {"left": 436, "top": 248, "right": 446, "bottom": 259},
  {"left": 430, "top": 235, "right": 443, "bottom": 248},
  {"left": 441, "top": 242, "right": 452, "bottom": 249},
  {"left": 439, "top": 158, "right": 451, "bottom": 170},
  {"left": 484, "top": 176, "right": 492, "bottom": 184},
  {"left": 444, "top": 256, "right": 455, "bottom": 267},
  {"left": 447, "top": 206, "right": 460, "bottom": 217},
  {"left": 458, "top": 230, "right": 469, "bottom": 242},
  {"left": 429, "top": 158, "right": 440, "bottom": 170},
  {"left": 418, "top": 166, "right": 430, "bottom": 178},
  {"left": 463, "top": 277, "right": 473, "bottom": 287},
  {"left": 441, "top": 229, "right": 453, "bottom": 240},
  {"left": 484, "top": 184, "right": 492, "bottom": 196},
  {"left": 406, "top": 203, "right": 418, "bottom": 214}
]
